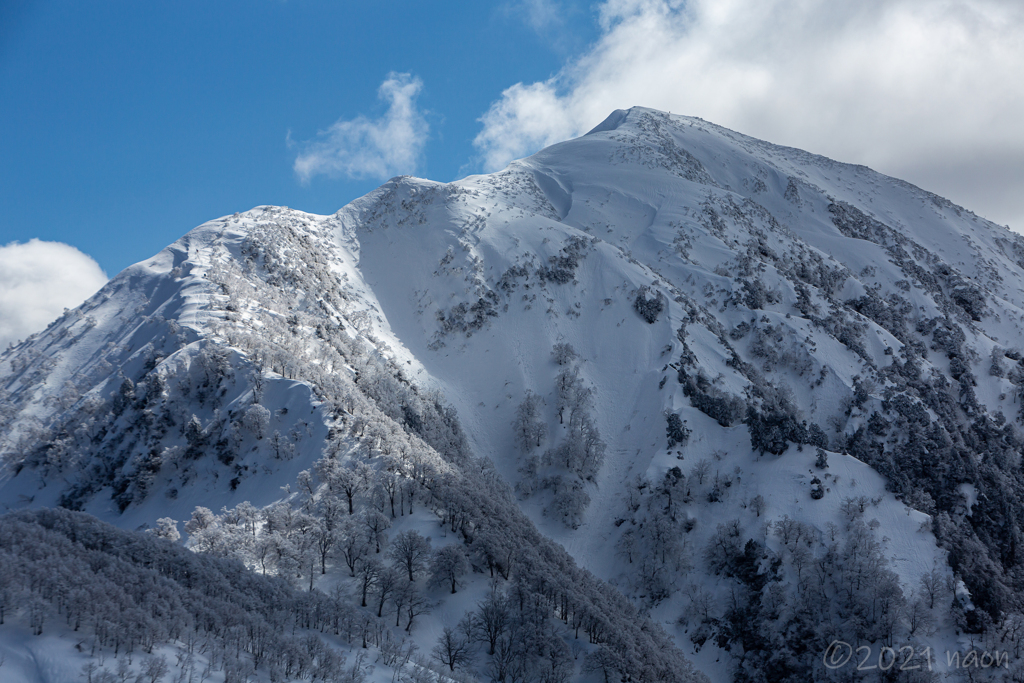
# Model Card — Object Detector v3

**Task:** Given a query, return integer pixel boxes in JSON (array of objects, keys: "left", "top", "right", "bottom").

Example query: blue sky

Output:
[
  {"left": 0, "top": 0, "right": 597, "bottom": 276},
  {"left": 2, "top": 0, "right": 1023, "bottom": 347}
]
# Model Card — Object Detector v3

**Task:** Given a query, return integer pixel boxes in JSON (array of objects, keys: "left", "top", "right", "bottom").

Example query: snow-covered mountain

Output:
[{"left": 4, "top": 107, "right": 1024, "bottom": 682}]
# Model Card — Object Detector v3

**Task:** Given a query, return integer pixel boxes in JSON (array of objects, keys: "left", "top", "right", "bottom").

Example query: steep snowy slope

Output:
[
  {"left": 0, "top": 205, "right": 702, "bottom": 682},
  {"left": 3, "top": 107, "right": 1024, "bottom": 682},
  {"left": 339, "top": 108, "right": 1024, "bottom": 678}
]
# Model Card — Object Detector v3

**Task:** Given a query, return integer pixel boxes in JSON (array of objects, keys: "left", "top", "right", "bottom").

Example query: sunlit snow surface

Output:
[{"left": 4, "top": 108, "right": 1023, "bottom": 681}]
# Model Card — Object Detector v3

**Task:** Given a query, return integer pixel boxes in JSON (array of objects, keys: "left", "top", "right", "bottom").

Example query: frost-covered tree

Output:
[
  {"left": 634, "top": 287, "right": 664, "bottom": 323},
  {"left": 183, "top": 414, "right": 204, "bottom": 446},
  {"left": 111, "top": 377, "right": 135, "bottom": 415},
  {"left": 656, "top": 466, "right": 686, "bottom": 521},
  {"left": 814, "top": 447, "right": 829, "bottom": 469},
  {"left": 549, "top": 478, "right": 591, "bottom": 529},
  {"left": 184, "top": 506, "right": 216, "bottom": 535},
  {"left": 512, "top": 392, "right": 547, "bottom": 453},
  {"left": 147, "top": 517, "right": 180, "bottom": 542},
  {"left": 554, "top": 367, "right": 585, "bottom": 425},
  {"left": 551, "top": 342, "right": 578, "bottom": 365},
  {"left": 666, "top": 413, "right": 689, "bottom": 449},
  {"left": 242, "top": 404, "right": 271, "bottom": 440},
  {"left": 750, "top": 494, "right": 766, "bottom": 518},
  {"left": 336, "top": 516, "right": 370, "bottom": 577},
  {"left": 387, "top": 530, "right": 432, "bottom": 581},
  {"left": 315, "top": 457, "right": 372, "bottom": 515},
  {"left": 269, "top": 429, "right": 295, "bottom": 460},
  {"left": 430, "top": 544, "right": 469, "bottom": 594},
  {"left": 140, "top": 656, "right": 168, "bottom": 683}
]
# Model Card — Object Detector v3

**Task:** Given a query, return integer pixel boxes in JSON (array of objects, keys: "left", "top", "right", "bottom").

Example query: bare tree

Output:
[
  {"left": 906, "top": 597, "right": 935, "bottom": 636},
  {"left": 387, "top": 530, "right": 432, "bottom": 581},
  {"left": 920, "top": 565, "right": 946, "bottom": 609},
  {"left": 474, "top": 588, "right": 510, "bottom": 655},
  {"left": 404, "top": 589, "right": 432, "bottom": 632},
  {"left": 690, "top": 459, "right": 711, "bottom": 486},
  {"left": 432, "top": 627, "right": 470, "bottom": 672},
  {"left": 750, "top": 494, "right": 766, "bottom": 518},
  {"left": 141, "top": 656, "right": 168, "bottom": 683},
  {"left": 555, "top": 367, "right": 584, "bottom": 424},
  {"left": 355, "top": 558, "right": 381, "bottom": 607},
  {"left": 684, "top": 583, "right": 714, "bottom": 623},
  {"left": 362, "top": 510, "right": 391, "bottom": 554},
  {"left": 390, "top": 581, "right": 414, "bottom": 628},
  {"left": 373, "top": 567, "right": 401, "bottom": 618},
  {"left": 336, "top": 516, "right": 369, "bottom": 577}
]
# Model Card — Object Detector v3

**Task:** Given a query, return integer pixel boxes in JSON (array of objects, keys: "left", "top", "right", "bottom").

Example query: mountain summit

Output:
[{"left": 4, "top": 107, "right": 1024, "bottom": 681}]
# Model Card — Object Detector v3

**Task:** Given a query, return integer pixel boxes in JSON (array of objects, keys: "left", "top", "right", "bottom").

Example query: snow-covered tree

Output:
[
  {"left": 387, "top": 530, "right": 432, "bottom": 582},
  {"left": 242, "top": 403, "right": 271, "bottom": 440},
  {"left": 512, "top": 391, "right": 547, "bottom": 453},
  {"left": 147, "top": 517, "right": 180, "bottom": 542},
  {"left": 430, "top": 544, "right": 469, "bottom": 594},
  {"left": 551, "top": 342, "right": 578, "bottom": 366}
]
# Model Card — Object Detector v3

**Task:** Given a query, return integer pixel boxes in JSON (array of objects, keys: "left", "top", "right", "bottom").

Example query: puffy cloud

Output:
[
  {"left": 475, "top": 0, "right": 1024, "bottom": 229},
  {"left": 294, "top": 72, "right": 429, "bottom": 183},
  {"left": 475, "top": 81, "right": 579, "bottom": 173},
  {"left": 0, "top": 239, "right": 108, "bottom": 349}
]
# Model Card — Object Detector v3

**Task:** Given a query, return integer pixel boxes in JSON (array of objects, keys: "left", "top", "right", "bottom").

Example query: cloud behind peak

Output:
[
  {"left": 474, "top": 0, "right": 1024, "bottom": 229},
  {"left": 294, "top": 72, "right": 429, "bottom": 183},
  {"left": 0, "top": 239, "right": 108, "bottom": 349}
]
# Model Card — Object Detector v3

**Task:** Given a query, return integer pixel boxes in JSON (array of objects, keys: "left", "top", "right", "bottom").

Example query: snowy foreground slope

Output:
[{"left": 4, "top": 108, "right": 1024, "bottom": 682}]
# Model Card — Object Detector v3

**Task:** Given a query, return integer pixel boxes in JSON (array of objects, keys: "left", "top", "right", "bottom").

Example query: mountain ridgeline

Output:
[{"left": 3, "top": 108, "right": 1024, "bottom": 682}]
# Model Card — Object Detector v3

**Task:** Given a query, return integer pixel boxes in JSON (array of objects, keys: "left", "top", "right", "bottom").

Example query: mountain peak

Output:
[{"left": 5, "top": 113, "right": 1024, "bottom": 682}]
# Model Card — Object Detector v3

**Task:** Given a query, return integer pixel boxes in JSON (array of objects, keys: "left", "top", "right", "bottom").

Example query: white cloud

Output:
[
  {"left": 475, "top": 81, "right": 579, "bottom": 172},
  {"left": 294, "top": 73, "right": 429, "bottom": 183},
  {"left": 516, "top": 0, "right": 565, "bottom": 33},
  {"left": 0, "top": 239, "right": 108, "bottom": 349},
  {"left": 475, "top": 0, "right": 1024, "bottom": 230}
]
